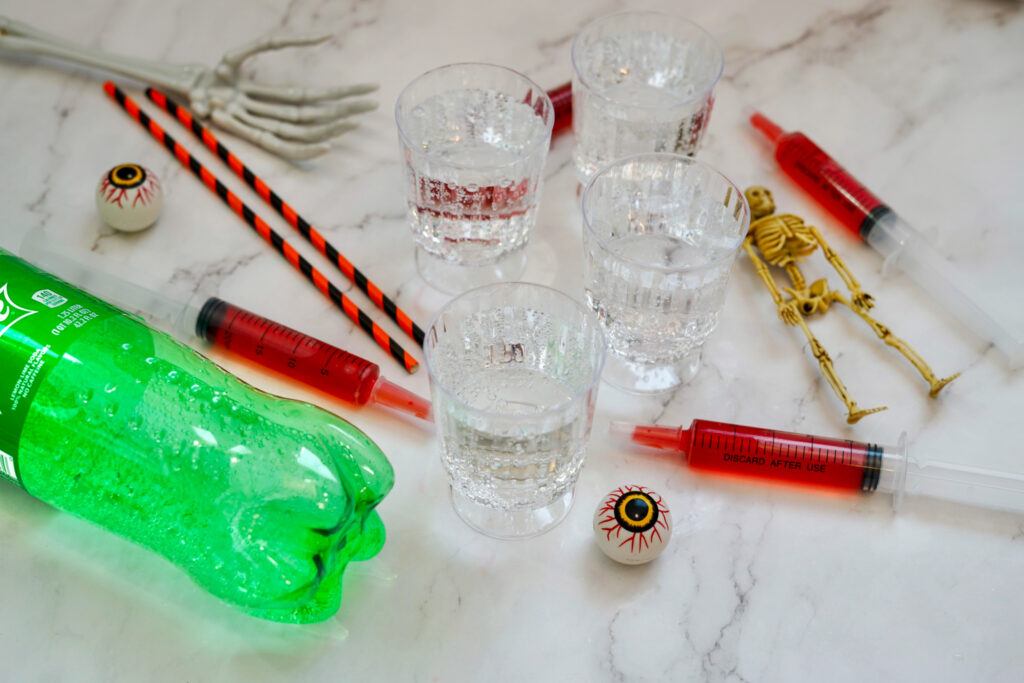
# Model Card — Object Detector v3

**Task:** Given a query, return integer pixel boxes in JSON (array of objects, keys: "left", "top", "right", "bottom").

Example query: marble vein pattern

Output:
[{"left": 0, "top": 0, "right": 1022, "bottom": 681}]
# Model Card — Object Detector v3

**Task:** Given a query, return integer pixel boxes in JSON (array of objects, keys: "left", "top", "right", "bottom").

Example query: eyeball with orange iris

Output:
[
  {"left": 95, "top": 163, "right": 163, "bottom": 232},
  {"left": 593, "top": 485, "right": 671, "bottom": 565}
]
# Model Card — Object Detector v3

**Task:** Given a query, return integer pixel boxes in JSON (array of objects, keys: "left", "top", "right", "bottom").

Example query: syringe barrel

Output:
[
  {"left": 18, "top": 227, "right": 202, "bottom": 340},
  {"left": 879, "top": 436, "right": 1024, "bottom": 514},
  {"left": 865, "top": 212, "right": 1024, "bottom": 368},
  {"left": 195, "top": 298, "right": 380, "bottom": 406},
  {"left": 686, "top": 420, "right": 883, "bottom": 491}
]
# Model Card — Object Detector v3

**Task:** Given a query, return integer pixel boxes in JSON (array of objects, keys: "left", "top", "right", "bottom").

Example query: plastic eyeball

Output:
[
  {"left": 593, "top": 485, "right": 672, "bottom": 565},
  {"left": 96, "top": 163, "right": 163, "bottom": 232}
]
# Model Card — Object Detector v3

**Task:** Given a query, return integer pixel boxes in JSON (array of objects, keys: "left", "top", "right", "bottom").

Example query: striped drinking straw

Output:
[
  {"left": 144, "top": 87, "right": 426, "bottom": 347},
  {"left": 102, "top": 82, "right": 419, "bottom": 373}
]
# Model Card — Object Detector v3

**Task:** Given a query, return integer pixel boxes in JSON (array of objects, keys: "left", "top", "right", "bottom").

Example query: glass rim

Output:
[
  {"left": 581, "top": 152, "right": 751, "bottom": 274},
  {"left": 423, "top": 281, "right": 607, "bottom": 420},
  {"left": 394, "top": 62, "right": 555, "bottom": 169},
  {"left": 570, "top": 11, "right": 724, "bottom": 109}
]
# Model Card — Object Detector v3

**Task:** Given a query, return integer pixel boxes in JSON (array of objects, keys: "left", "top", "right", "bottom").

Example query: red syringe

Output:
[
  {"left": 195, "top": 299, "right": 431, "bottom": 420},
  {"left": 20, "top": 229, "right": 432, "bottom": 421},
  {"left": 611, "top": 419, "right": 1024, "bottom": 514},
  {"left": 747, "top": 111, "right": 1022, "bottom": 367}
]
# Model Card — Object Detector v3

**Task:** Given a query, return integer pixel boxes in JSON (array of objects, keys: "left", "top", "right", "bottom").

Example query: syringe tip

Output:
[
  {"left": 609, "top": 421, "right": 688, "bottom": 452},
  {"left": 745, "top": 108, "right": 785, "bottom": 146},
  {"left": 370, "top": 377, "right": 432, "bottom": 421},
  {"left": 609, "top": 421, "right": 638, "bottom": 443}
]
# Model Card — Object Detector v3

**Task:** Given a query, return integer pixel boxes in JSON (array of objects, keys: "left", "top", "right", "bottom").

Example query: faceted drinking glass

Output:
[
  {"left": 396, "top": 63, "right": 554, "bottom": 294},
  {"left": 582, "top": 153, "right": 749, "bottom": 393},
  {"left": 571, "top": 11, "right": 723, "bottom": 182},
  {"left": 423, "top": 283, "right": 605, "bottom": 538}
]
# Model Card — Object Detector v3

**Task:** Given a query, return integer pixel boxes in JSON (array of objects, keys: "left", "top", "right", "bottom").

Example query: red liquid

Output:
[
  {"left": 547, "top": 82, "right": 573, "bottom": 135},
  {"left": 414, "top": 177, "right": 531, "bottom": 222},
  {"left": 749, "top": 111, "right": 891, "bottom": 240},
  {"left": 196, "top": 298, "right": 379, "bottom": 405},
  {"left": 630, "top": 420, "right": 882, "bottom": 492},
  {"left": 406, "top": 83, "right": 571, "bottom": 224}
]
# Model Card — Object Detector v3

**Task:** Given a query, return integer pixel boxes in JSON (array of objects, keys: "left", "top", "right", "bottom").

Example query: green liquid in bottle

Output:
[{"left": 0, "top": 251, "right": 394, "bottom": 623}]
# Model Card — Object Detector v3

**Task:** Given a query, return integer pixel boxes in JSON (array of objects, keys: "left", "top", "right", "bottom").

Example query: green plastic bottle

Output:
[{"left": 0, "top": 249, "right": 394, "bottom": 623}]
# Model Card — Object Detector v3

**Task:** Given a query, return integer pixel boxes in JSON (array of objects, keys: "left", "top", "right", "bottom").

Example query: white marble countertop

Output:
[{"left": 1, "top": 0, "right": 1022, "bottom": 680}]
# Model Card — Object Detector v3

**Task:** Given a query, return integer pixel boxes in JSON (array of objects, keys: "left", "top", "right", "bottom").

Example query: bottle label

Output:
[{"left": 0, "top": 250, "right": 119, "bottom": 488}]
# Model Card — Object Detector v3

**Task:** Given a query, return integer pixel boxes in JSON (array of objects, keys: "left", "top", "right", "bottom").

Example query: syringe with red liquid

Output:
[
  {"left": 194, "top": 299, "right": 431, "bottom": 420},
  {"left": 20, "top": 229, "right": 432, "bottom": 421},
  {"left": 611, "top": 419, "right": 1024, "bottom": 514},
  {"left": 747, "top": 111, "right": 1023, "bottom": 368}
]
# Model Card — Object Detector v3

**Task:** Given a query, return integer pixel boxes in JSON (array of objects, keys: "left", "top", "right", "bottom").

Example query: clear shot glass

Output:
[
  {"left": 396, "top": 64, "right": 554, "bottom": 294},
  {"left": 571, "top": 11, "right": 723, "bottom": 182},
  {"left": 582, "top": 153, "right": 749, "bottom": 393},
  {"left": 423, "top": 283, "right": 605, "bottom": 539}
]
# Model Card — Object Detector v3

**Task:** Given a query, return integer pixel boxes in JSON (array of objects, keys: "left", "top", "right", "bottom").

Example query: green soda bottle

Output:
[{"left": 0, "top": 249, "right": 394, "bottom": 623}]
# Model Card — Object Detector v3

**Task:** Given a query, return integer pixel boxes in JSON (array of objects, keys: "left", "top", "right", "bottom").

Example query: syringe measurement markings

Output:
[
  {"left": 224, "top": 310, "right": 253, "bottom": 349},
  {"left": 320, "top": 346, "right": 338, "bottom": 374},
  {"left": 251, "top": 313, "right": 272, "bottom": 346}
]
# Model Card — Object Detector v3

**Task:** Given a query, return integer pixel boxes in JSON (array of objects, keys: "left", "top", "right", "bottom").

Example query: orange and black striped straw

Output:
[
  {"left": 102, "top": 82, "right": 419, "bottom": 373},
  {"left": 144, "top": 87, "right": 426, "bottom": 347}
]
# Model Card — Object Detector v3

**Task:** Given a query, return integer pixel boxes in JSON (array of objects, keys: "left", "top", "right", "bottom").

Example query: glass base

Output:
[
  {"left": 450, "top": 487, "right": 575, "bottom": 539},
  {"left": 416, "top": 246, "right": 527, "bottom": 295},
  {"left": 602, "top": 347, "right": 703, "bottom": 394}
]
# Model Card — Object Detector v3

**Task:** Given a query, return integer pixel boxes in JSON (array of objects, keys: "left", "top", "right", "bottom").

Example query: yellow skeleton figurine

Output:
[{"left": 742, "top": 186, "right": 959, "bottom": 424}]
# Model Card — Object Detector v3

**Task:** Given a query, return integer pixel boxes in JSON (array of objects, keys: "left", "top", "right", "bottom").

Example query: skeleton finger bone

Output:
[
  {"left": 209, "top": 90, "right": 378, "bottom": 123},
  {"left": 218, "top": 32, "right": 334, "bottom": 74},
  {"left": 230, "top": 106, "right": 359, "bottom": 142},
  {"left": 210, "top": 109, "right": 331, "bottom": 160},
  {"left": 240, "top": 80, "right": 378, "bottom": 104}
]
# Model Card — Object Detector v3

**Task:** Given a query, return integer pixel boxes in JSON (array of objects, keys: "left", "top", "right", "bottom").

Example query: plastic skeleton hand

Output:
[
  {"left": 849, "top": 289, "right": 875, "bottom": 312},
  {"left": 777, "top": 300, "right": 802, "bottom": 326},
  {"left": 0, "top": 16, "right": 377, "bottom": 160}
]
